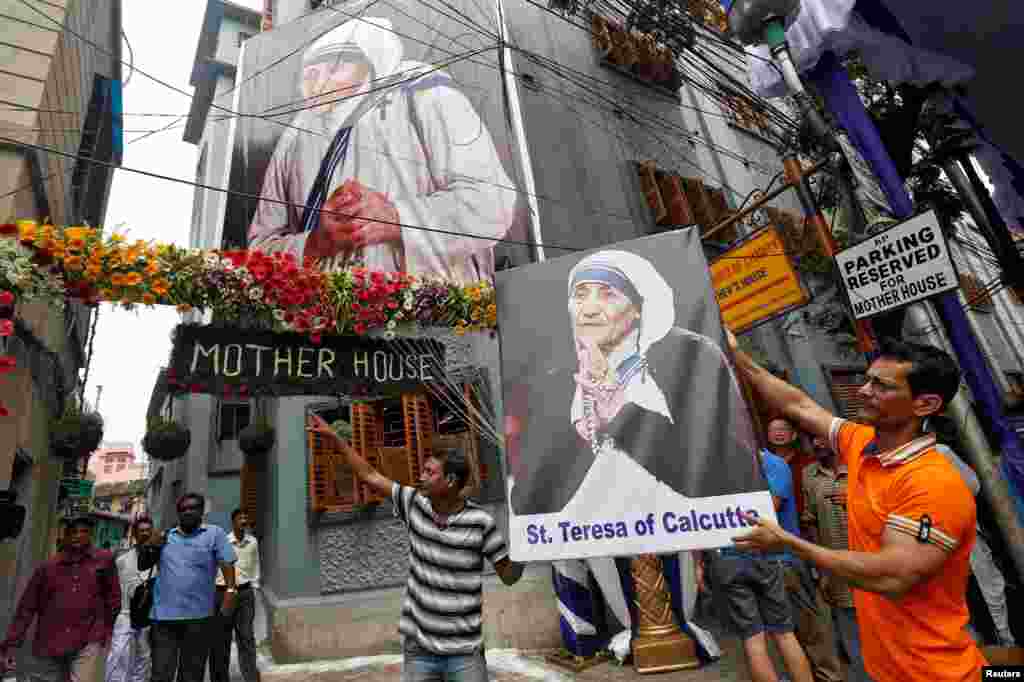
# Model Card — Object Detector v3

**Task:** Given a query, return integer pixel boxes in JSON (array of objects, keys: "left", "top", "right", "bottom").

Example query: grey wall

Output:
[{"left": 262, "top": 397, "right": 321, "bottom": 599}]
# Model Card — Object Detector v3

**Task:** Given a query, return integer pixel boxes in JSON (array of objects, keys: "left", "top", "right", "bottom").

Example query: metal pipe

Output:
[{"left": 905, "top": 303, "right": 1024, "bottom": 581}]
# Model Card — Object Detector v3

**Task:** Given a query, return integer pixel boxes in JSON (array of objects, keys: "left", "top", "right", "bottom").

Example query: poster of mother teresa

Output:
[
  {"left": 497, "top": 229, "right": 774, "bottom": 561},
  {"left": 226, "top": 0, "right": 528, "bottom": 284}
]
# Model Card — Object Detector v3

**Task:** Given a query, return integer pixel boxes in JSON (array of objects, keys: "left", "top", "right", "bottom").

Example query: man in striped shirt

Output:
[{"left": 307, "top": 415, "right": 524, "bottom": 681}]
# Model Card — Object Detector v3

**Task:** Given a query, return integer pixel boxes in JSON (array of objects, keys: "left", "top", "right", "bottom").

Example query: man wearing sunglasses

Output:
[{"left": 138, "top": 493, "right": 237, "bottom": 682}]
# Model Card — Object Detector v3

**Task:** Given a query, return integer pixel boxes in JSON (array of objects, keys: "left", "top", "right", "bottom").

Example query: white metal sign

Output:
[{"left": 834, "top": 210, "right": 959, "bottom": 319}]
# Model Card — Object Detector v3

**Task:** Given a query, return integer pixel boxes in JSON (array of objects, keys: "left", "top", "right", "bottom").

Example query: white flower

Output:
[
  {"left": 386, "top": 319, "right": 397, "bottom": 330},
  {"left": 383, "top": 330, "right": 396, "bottom": 341},
  {"left": 272, "top": 309, "right": 286, "bottom": 321},
  {"left": 249, "top": 287, "right": 263, "bottom": 300}
]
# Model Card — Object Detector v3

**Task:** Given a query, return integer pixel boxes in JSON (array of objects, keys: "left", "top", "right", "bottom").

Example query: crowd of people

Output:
[
  {"left": 0, "top": 333, "right": 1020, "bottom": 682},
  {"left": 0, "top": 502, "right": 263, "bottom": 682}
]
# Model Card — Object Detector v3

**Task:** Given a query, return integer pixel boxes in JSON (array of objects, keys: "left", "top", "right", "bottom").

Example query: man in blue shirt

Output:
[
  {"left": 139, "top": 493, "right": 237, "bottom": 682},
  {"left": 763, "top": 448, "right": 842, "bottom": 682},
  {"left": 706, "top": 449, "right": 812, "bottom": 682}
]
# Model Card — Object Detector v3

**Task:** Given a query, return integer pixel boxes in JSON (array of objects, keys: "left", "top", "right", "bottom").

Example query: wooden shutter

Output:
[
  {"left": 308, "top": 430, "right": 341, "bottom": 512},
  {"left": 638, "top": 161, "right": 667, "bottom": 224},
  {"left": 829, "top": 368, "right": 868, "bottom": 421},
  {"left": 351, "top": 403, "right": 386, "bottom": 504},
  {"left": 240, "top": 459, "right": 262, "bottom": 535},
  {"left": 402, "top": 393, "right": 435, "bottom": 488},
  {"left": 705, "top": 187, "right": 737, "bottom": 242},
  {"left": 591, "top": 14, "right": 612, "bottom": 53},
  {"left": 659, "top": 174, "right": 695, "bottom": 226},
  {"left": 680, "top": 177, "right": 716, "bottom": 235}
]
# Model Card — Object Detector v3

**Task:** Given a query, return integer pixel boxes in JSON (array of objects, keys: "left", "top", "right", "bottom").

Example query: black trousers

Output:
[
  {"left": 150, "top": 618, "right": 213, "bottom": 682},
  {"left": 209, "top": 586, "right": 261, "bottom": 682}
]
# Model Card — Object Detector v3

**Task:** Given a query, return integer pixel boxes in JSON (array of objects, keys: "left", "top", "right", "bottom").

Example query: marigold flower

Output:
[
  {"left": 151, "top": 280, "right": 170, "bottom": 296},
  {"left": 142, "top": 293, "right": 157, "bottom": 306},
  {"left": 145, "top": 260, "right": 161, "bottom": 276},
  {"left": 63, "top": 226, "right": 91, "bottom": 241},
  {"left": 67, "top": 237, "right": 87, "bottom": 251},
  {"left": 0, "top": 291, "right": 15, "bottom": 306},
  {"left": 122, "top": 272, "right": 143, "bottom": 287},
  {"left": 110, "top": 273, "right": 125, "bottom": 287}
]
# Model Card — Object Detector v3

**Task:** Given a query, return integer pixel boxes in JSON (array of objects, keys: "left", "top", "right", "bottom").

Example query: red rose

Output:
[
  {"left": 0, "top": 320, "right": 12, "bottom": 337},
  {"left": 0, "top": 291, "right": 16, "bottom": 306},
  {"left": 387, "top": 301, "right": 399, "bottom": 310},
  {"left": 0, "top": 223, "right": 16, "bottom": 236},
  {"left": 0, "top": 402, "right": 9, "bottom": 417},
  {"left": 310, "top": 333, "right": 322, "bottom": 345},
  {"left": 189, "top": 383, "right": 203, "bottom": 394},
  {"left": 238, "top": 385, "right": 249, "bottom": 396},
  {"left": 354, "top": 322, "right": 367, "bottom": 335}
]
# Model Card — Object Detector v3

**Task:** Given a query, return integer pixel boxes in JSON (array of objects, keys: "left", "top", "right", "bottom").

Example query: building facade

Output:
[
  {"left": 0, "top": 0, "right": 124, "bottom": 643},
  {"left": 146, "top": 0, "right": 871, "bottom": 663},
  {"left": 87, "top": 442, "right": 146, "bottom": 485}
]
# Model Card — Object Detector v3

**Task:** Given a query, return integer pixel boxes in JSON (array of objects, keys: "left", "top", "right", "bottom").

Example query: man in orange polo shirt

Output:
[{"left": 727, "top": 333, "right": 986, "bottom": 682}]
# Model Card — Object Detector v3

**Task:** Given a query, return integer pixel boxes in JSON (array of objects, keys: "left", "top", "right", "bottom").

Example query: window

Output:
[
  {"left": 218, "top": 401, "right": 252, "bottom": 441},
  {"left": 116, "top": 463, "right": 125, "bottom": 471},
  {"left": 237, "top": 32, "right": 252, "bottom": 47},
  {"left": 104, "top": 465, "right": 113, "bottom": 474}
]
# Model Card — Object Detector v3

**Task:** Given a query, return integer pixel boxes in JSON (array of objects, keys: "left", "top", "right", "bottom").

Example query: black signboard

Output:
[{"left": 168, "top": 325, "right": 446, "bottom": 397}]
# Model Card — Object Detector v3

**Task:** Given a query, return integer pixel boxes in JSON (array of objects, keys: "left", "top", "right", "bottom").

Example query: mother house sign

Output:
[{"left": 168, "top": 324, "right": 445, "bottom": 397}]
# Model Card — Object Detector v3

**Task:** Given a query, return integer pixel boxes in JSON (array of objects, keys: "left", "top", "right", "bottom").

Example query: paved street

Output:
[{"left": 258, "top": 635, "right": 753, "bottom": 682}]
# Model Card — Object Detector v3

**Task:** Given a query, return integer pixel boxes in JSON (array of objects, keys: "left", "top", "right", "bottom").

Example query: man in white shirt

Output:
[
  {"left": 209, "top": 510, "right": 261, "bottom": 682},
  {"left": 106, "top": 517, "right": 156, "bottom": 682}
]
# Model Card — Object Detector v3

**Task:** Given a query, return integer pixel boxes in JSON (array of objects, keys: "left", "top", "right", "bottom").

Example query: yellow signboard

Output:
[{"left": 711, "top": 226, "right": 809, "bottom": 333}]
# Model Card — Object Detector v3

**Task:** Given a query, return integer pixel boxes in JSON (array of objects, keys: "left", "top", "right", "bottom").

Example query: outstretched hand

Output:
[
  {"left": 306, "top": 415, "right": 350, "bottom": 449},
  {"left": 731, "top": 511, "right": 791, "bottom": 553}
]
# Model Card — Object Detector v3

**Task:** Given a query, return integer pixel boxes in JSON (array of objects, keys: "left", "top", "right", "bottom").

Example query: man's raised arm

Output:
[
  {"left": 306, "top": 415, "right": 394, "bottom": 497},
  {"left": 726, "top": 331, "right": 836, "bottom": 441}
]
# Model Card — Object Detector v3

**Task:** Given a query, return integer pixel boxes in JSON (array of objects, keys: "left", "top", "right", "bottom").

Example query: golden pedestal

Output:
[{"left": 631, "top": 554, "right": 701, "bottom": 674}]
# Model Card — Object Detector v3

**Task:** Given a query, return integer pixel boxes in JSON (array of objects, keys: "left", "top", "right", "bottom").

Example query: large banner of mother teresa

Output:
[
  {"left": 497, "top": 228, "right": 774, "bottom": 561},
  {"left": 221, "top": 0, "right": 531, "bottom": 283}
]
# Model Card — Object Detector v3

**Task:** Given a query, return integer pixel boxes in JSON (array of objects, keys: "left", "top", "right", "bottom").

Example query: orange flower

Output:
[
  {"left": 144, "top": 260, "right": 161, "bottom": 276},
  {"left": 85, "top": 265, "right": 102, "bottom": 279},
  {"left": 110, "top": 273, "right": 125, "bottom": 287},
  {"left": 142, "top": 293, "right": 156, "bottom": 306},
  {"left": 122, "top": 272, "right": 143, "bottom": 287},
  {"left": 63, "top": 226, "right": 91, "bottom": 242},
  {"left": 98, "top": 288, "right": 114, "bottom": 301},
  {"left": 151, "top": 279, "right": 170, "bottom": 296},
  {"left": 67, "top": 237, "right": 86, "bottom": 251},
  {"left": 63, "top": 255, "right": 84, "bottom": 271}
]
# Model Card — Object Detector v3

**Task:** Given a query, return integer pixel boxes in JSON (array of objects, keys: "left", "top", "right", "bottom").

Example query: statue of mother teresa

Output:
[{"left": 247, "top": 17, "right": 519, "bottom": 286}]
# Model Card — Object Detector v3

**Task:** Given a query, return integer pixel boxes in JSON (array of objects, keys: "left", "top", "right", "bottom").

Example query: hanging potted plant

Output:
[
  {"left": 142, "top": 415, "right": 191, "bottom": 462},
  {"left": 238, "top": 417, "right": 276, "bottom": 458},
  {"left": 50, "top": 400, "right": 104, "bottom": 460}
]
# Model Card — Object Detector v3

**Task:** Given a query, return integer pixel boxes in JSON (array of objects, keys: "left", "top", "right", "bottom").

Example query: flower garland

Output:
[{"left": 0, "top": 220, "right": 499, "bottom": 416}]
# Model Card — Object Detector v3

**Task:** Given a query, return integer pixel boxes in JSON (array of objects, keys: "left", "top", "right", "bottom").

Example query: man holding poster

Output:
[
  {"left": 730, "top": 335, "right": 987, "bottom": 682},
  {"left": 498, "top": 231, "right": 772, "bottom": 563},
  {"left": 247, "top": 17, "right": 519, "bottom": 285}
]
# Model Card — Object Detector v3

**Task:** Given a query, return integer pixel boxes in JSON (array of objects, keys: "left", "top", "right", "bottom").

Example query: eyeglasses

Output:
[{"left": 178, "top": 504, "right": 202, "bottom": 513}]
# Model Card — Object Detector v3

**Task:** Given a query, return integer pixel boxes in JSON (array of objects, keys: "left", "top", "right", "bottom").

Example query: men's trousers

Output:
[
  {"left": 782, "top": 563, "right": 842, "bottom": 682},
  {"left": 149, "top": 619, "right": 213, "bottom": 682},
  {"left": 209, "top": 587, "right": 261, "bottom": 682},
  {"left": 105, "top": 614, "right": 150, "bottom": 682},
  {"left": 26, "top": 642, "right": 107, "bottom": 682}
]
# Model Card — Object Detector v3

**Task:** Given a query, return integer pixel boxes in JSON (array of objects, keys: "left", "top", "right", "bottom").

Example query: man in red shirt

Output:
[
  {"left": 0, "top": 516, "right": 121, "bottom": 682},
  {"left": 729, "top": 334, "right": 987, "bottom": 682}
]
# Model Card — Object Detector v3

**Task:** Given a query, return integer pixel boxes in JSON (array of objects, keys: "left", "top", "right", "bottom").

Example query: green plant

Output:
[
  {"left": 238, "top": 418, "right": 275, "bottom": 457},
  {"left": 50, "top": 403, "right": 104, "bottom": 460},
  {"left": 143, "top": 416, "right": 191, "bottom": 462}
]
